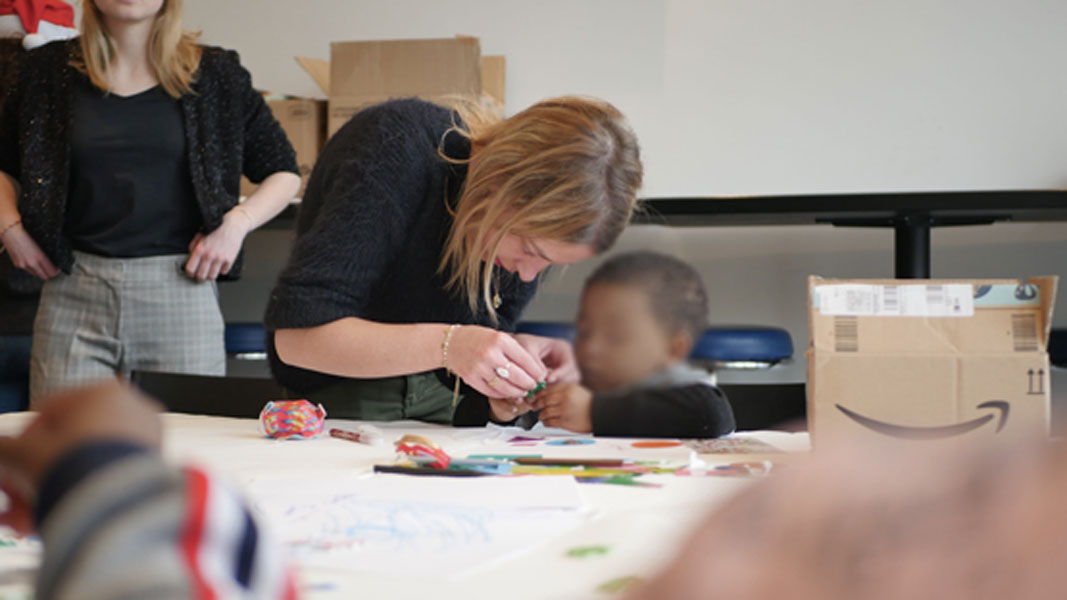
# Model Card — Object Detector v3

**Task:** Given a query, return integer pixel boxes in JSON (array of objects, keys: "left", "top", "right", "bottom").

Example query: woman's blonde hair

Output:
[
  {"left": 77, "top": 0, "right": 201, "bottom": 98},
  {"left": 439, "top": 96, "right": 643, "bottom": 321}
]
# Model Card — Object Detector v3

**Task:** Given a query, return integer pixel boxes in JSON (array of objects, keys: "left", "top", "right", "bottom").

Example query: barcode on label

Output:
[
  {"left": 834, "top": 316, "right": 859, "bottom": 352},
  {"left": 1011, "top": 313, "right": 1038, "bottom": 352},
  {"left": 882, "top": 285, "right": 899, "bottom": 313},
  {"left": 925, "top": 285, "right": 945, "bottom": 307},
  {"left": 816, "top": 284, "right": 973, "bottom": 317}
]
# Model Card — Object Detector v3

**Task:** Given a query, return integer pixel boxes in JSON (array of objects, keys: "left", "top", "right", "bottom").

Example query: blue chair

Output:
[
  {"left": 225, "top": 322, "right": 269, "bottom": 358},
  {"left": 223, "top": 322, "right": 273, "bottom": 378},
  {"left": 691, "top": 326, "right": 794, "bottom": 369},
  {"left": 0, "top": 334, "right": 32, "bottom": 413}
]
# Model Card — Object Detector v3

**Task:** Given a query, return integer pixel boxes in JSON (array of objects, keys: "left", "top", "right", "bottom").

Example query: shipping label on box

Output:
[{"left": 807, "top": 276, "right": 1058, "bottom": 447}]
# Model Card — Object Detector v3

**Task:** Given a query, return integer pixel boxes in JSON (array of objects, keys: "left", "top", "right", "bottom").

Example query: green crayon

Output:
[{"left": 526, "top": 380, "right": 547, "bottom": 399}]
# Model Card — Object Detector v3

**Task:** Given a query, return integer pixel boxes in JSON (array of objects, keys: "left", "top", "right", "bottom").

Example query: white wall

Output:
[{"left": 193, "top": 0, "right": 1067, "bottom": 384}]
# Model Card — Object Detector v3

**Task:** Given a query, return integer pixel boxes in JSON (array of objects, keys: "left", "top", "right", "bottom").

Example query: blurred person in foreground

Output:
[
  {"left": 626, "top": 432, "right": 1067, "bottom": 600},
  {"left": 0, "top": 381, "right": 295, "bottom": 600}
]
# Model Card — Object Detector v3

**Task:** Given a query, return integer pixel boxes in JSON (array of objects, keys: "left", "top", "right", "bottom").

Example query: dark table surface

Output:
[
  {"left": 265, "top": 190, "right": 1067, "bottom": 278},
  {"left": 633, "top": 189, "right": 1067, "bottom": 227}
]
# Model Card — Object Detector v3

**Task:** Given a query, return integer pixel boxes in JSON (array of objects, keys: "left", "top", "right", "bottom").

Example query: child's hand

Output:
[
  {"left": 533, "top": 383, "right": 594, "bottom": 433},
  {"left": 0, "top": 381, "right": 163, "bottom": 521},
  {"left": 487, "top": 397, "right": 535, "bottom": 423}
]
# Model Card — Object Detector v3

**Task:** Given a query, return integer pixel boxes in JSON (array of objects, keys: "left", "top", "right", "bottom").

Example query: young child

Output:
[{"left": 532, "top": 250, "right": 735, "bottom": 437}]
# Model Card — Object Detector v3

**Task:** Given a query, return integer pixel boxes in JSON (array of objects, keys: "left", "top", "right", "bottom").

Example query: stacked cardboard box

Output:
[{"left": 242, "top": 36, "right": 505, "bottom": 198}]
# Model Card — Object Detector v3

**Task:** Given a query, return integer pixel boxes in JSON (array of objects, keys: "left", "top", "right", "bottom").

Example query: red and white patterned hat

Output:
[{"left": 0, "top": 0, "right": 77, "bottom": 50}]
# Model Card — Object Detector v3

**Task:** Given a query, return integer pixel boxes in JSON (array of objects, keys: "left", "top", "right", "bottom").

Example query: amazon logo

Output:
[{"left": 835, "top": 401, "right": 1010, "bottom": 440}]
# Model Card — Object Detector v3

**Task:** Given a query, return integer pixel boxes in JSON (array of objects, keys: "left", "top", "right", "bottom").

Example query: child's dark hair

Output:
[{"left": 585, "top": 250, "right": 708, "bottom": 344}]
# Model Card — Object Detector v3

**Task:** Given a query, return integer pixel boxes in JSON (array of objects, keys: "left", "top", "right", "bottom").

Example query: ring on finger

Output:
[
  {"left": 488, "top": 376, "right": 500, "bottom": 389},
  {"left": 495, "top": 363, "right": 511, "bottom": 379}
]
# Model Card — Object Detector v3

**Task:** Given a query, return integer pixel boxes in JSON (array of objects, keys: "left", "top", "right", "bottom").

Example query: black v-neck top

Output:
[{"left": 65, "top": 76, "right": 201, "bottom": 257}]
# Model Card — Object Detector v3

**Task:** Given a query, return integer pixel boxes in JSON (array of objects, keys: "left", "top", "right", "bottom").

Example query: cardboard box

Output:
[
  {"left": 240, "top": 97, "right": 326, "bottom": 198},
  {"left": 480, "top": 55, "right": 506, "bottom": 107},
  {"left": 246, "top": 36, "right": 500, "bottom": 198},
  {"left": 479, "top": 54, "right": 506, "bottom": 117},
  {"left": 316, "top": 37, "right": 482, "bottom": 137},
  {"left": 807, "top": 276, "right": 1058, "bottom": 447}
]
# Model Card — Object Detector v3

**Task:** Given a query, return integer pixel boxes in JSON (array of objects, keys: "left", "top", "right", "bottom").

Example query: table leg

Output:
[{"left": 894, "top": 213, "right": 931, "bottom": 279}]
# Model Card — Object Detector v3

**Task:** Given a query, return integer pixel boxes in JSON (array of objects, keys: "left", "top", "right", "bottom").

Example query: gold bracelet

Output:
[
  {"left": 231, "top": 206, "right": 254, "bottom": 229},
  {"left": 441, "top": 324, "right": 462, "bottom": 406},
  {"left": 0, "top": 218, "right": 21, "bottom": 239},
  {"left": 441, "top": 324, "right": 458, "bottom": 371}
]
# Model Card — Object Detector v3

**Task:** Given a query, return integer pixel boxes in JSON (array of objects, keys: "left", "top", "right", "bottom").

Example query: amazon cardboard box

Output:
[
  {"left": 240, "top": 96, "right": 326, "bottom": 198},
  {"left": 807, "top": 276, "right": 1058, "bottom": 447}
]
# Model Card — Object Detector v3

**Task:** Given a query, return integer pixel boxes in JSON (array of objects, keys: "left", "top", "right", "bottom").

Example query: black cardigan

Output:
[
  {"left": 265, "top": 99, "right": 537, "bottom": 395},
  {"left": 0, "top": 39, "right": 298, "bottom": 279}
]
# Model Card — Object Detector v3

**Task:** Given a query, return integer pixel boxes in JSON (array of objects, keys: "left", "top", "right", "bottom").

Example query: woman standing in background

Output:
[{"left": 0, "top": 0, "right": 300, "bottom": 405}]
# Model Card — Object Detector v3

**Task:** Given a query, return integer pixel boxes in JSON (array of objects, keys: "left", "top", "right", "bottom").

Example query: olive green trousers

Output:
[{"left": 300, "top": 371, "right": 457, "bottom": 424}]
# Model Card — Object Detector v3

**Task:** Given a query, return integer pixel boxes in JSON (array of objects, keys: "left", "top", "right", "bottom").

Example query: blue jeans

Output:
[{"left": 0, "top": 334, "right": 32, "bottom": 412}]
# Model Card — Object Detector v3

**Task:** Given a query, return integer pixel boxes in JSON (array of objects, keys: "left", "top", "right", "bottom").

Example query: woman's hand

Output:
[
  {"left": 1, "top": 224, "right": 59, "bottom": 280},
  {"left": 514, "top": 334, "right": 580, "bottom": 384},
  {"left": 448, "top": 326, "right": 548, "bottom": 398},
  {"left": 185, "top": 209, "right": 253, "bottom": 281},
  {"left": 533, "top": 382, "right": 594, "bottom": 432}
]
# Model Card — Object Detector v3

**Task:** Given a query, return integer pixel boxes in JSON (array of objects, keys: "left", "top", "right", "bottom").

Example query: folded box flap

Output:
[{"left": 295, "top": 56, "right": 330, "bottom": 96}]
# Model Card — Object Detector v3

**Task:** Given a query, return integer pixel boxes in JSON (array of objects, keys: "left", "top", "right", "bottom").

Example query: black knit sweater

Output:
[
  {"left": 591, "top": 383, "right": 736, "bottom": 438},
  {"left": 0, "top": 39, "right": 298, "bottom": 279},
  {"left": 265, "top": 99, "right": 537, "bottom": 394}
]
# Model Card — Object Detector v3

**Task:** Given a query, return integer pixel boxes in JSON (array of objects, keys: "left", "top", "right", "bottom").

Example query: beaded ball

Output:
[{"left": 259, "top": 400, "right": 327, "bottom": 439}]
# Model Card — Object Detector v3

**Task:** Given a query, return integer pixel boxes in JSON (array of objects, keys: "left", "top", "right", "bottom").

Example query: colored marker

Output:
[
  {"left": 329, "top": 426, "right": 385, "bottom": 446},
  {"left": 513, "top": 457, "right": 628, "bottom": 467},
  {"left": 408, "top": 456, "right": 512, "bottom": 474},
  {"left": 373, "top": 464, "right": 490, "bottom": 477}
]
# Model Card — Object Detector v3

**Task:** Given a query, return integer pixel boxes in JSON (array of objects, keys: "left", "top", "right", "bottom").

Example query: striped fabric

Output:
[{"left": 37, "top": 454, "right": 297, "bottom": 600}]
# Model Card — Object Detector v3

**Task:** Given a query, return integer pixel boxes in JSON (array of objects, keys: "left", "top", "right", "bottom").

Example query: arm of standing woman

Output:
[
  {"left": 0, "top": 49, "right": 59, "bottom": 280},
  {"left": 184, "top": 171, "right": 300, "bottom": 281},
  {"left": 0, "top": 175, "right": 59, "bottom": 280},
  {"left": 184, "top": 49, "right": 301, "bottom": 281}
]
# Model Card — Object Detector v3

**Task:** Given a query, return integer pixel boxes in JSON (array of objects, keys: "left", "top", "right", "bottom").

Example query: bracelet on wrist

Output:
[
  {"left": 441, "top": 324, "right": 462, "bottom": 406},
  {"left": 441, "top": 324, "right": 458, "bottom": 371},
  {"left": 231, "top": 207, "right": 254, "bottom": 229},
  {"left": 0, "top": 218, "right": 21, "bottom": 239}
]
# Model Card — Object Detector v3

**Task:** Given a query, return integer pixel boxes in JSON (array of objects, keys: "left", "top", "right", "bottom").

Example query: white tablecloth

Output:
[{"left": 0, "top": 412, "right": 809, "bottom": 600}]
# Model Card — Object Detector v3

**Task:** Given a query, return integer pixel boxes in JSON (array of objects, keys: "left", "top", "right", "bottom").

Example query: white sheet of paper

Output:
[{"left": 248, "top": 474, "right": 588, "bottom": 579}]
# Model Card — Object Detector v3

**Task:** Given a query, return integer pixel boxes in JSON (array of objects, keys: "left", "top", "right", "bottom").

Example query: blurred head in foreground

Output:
[{"left": 628, "top": 436, "right": 1067, "bottom": 600}]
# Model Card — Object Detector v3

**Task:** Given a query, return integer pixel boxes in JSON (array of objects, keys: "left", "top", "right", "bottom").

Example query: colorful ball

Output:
[{"left": 259, "top": 400, "right": 326, "bottom": 439}]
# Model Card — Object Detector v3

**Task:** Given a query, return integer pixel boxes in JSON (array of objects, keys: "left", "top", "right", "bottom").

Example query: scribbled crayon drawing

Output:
[
  {"left": 279, "top": 496, "right": 495, "bottom": 553},
  {"left": 255, "top": 493, "right": 583, "bottom": 578}
]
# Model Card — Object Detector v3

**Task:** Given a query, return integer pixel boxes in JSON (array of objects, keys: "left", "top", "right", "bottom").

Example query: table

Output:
[
  {"left": 635, "top": 190, "right": 1067, "bottom": 278},
  {"left": 0, "top": 413, "right": 809, "bottom": 600}
]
